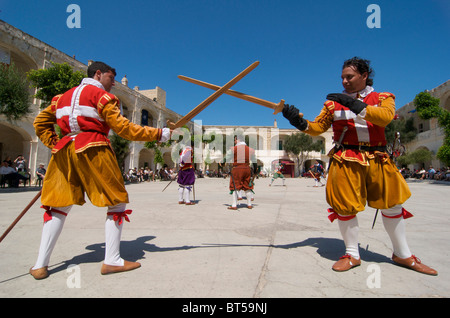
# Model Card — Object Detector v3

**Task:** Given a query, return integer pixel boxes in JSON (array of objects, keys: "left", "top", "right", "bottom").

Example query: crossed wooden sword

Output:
[{"left": 1, "top": 61, "right": 301, "bottom": 243}]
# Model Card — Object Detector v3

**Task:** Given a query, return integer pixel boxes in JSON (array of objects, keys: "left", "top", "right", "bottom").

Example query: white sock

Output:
[
  {"left": 231, "top": 191, "right": 237, "bottom": 207},
  {"left": 381, "top": 205, "right": 412, "bottom": 259},
  {"left": 178, "top": 186, "right": 184, "bottom": 202},
  {"left": 184, "top": 186, "right": 191, "bottom": 203},
  {"left": 32, "top": 206, "right": 71, "bottom": 269},
  {"left": 104, "top": 203, "right": 126, "bottom": 266},
  {"left": 246, "top": 191, "right": 252, "bottom": 207},
  {"left": 338, "top": 215, "right": 360, "bottom": 259}
]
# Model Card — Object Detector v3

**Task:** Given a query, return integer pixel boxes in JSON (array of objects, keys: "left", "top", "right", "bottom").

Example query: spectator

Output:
[
  {"left": 36, "top": 163, "right": 46, "bottom": 186},
  {"left": 14, "top": 155, "right": 27, "bottom": 172},
  {"left": 427, "top": 166, "right": 436, "bottom": 179}
]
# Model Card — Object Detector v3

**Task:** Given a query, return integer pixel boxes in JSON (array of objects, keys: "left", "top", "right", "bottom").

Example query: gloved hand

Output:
[
  {"left": 159, "top": 127, "right": 171, "bottom": 142},
  {"left": 326, "top": 93, "right": 367, "bottom": 115},
  {"left": 282, "top": 104, "right": 308, "bottom": 131}
]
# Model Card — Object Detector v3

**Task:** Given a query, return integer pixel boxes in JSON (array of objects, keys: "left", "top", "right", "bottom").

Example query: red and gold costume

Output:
[
  {"left": 305, "top": 87, "right": 410, "bottom": 215},
  {"left": 34, "top": 78, "right": 163, "bottom": 207},
  {"left": 229, "top": 141, "right": 255, "bottom": 192},
  {"left": 30, "top": 76, "right": 168, "bottom": 279}
]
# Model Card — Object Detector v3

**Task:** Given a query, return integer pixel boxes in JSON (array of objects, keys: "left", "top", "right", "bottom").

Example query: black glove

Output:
[
  {"left": 326, "top": 93, "right": 367, "bottom": 115},
  {"left": 282, "top": 104, "right": 308, "bottom": 131}
]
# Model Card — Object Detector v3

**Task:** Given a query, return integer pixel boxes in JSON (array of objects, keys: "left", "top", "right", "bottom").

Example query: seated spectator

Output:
[
  {"left": 427, "top": 166, "right": 436, "bottom": 179},
  {"left": 36, "top": 163, "right": 46, "bottom": 186},
  {"left": 17, "top": 168, "right": 31, "bottom": 186},
  {"left": 0, "top": 160, "right": 27, "bottom": 187}
]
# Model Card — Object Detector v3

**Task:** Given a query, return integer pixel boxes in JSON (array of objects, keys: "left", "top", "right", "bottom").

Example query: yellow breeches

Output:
[
  {"left": 41, "top": 142, "right": 129, "bottom": 207},
  {"left": 326, "top": 156, "right": 411, "bottom": 215}
]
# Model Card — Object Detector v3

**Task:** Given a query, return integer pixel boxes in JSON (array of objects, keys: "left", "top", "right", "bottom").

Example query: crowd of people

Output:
[
  {"left": 0, "top": 155, "right": 34, "bottom": 188},
  {"left": 124, "top": 166, "right": 174, "bottom": 183},
  {"left": 400, "top": 166, "right": 450, "bottom": 181}
]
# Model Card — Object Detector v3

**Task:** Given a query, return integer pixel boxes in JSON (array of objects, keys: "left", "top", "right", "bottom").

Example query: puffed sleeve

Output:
[
  {"left": 363, "top": 93, "right": 396, "bottom": 127},
  {"left": 33, "top": 96, "right": 61, "bottom": 149},
  {"left": 304, "top": 104, "right": 333, "bottom": 136},
  {"left": 99, "top": 96, "right": 163, "bottom": 142}
]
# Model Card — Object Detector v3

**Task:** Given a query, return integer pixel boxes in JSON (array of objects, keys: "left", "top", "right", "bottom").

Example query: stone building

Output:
[
  {"left": 395, "top": 80, "right": 450, "bottom": 169},
  {"left": 0, "top": 19, "right": 190, "bottom": 182},
  {"left": 3, "top": 19, "right": 446, "bottom": 185},
  {"left": 0, "top": 19, "right": 332, "bottom": 182}
]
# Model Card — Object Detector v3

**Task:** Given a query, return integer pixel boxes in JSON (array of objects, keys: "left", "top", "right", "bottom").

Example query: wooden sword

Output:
[
  {"left": 178, "top": 74, "right": 286, "bottom": 115},
  {"left": 167, "top": 61, "right": 260, "bottom": 129}
]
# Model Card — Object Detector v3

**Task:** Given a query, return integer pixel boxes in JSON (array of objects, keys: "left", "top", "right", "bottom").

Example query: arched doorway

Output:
[{"left": 271, "top": 159, "right": 295, "bottom": 178}]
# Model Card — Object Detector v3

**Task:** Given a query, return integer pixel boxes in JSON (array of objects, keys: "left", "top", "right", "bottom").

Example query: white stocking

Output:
[
  {"left": 337, "top": 215, "right": 360, "bottom": 259},
  {"left": 231, "top": 191, "right": 238, "bottom": 208},
  {"left": 104, "top": 203, "right": 126, "bottom": 266},
  {"left": 32, "top": 206, "right": 72, "bottom": 269},
  {"left": 381, "top": 205, "right": 412, "bottom": 259},
  {"left": 178, "top": 186, "right": 184, "bottom": 202},
  {"left": 246, "top": 190, "right": 252, "bottom": 207},
  {"left": 184, "top": 186, "right": 191, "bottom": 203}
]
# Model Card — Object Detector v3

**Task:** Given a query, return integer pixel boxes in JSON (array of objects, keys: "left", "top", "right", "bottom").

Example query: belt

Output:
[{"left": 337, "top": 145, "right": 387, "bottom": 152}]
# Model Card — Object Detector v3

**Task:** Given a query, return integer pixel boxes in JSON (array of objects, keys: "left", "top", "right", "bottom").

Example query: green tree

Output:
[
  {"left": 109, "top": 132, "right": 131, "bottom": 173},
  {"left": 284, "top": 132, "right": 323, "bottom": 176},
  {"left": 27, "top": 61, "right": 85, "bottom": 108},
  {"left": 396, "top": 148, "right": 434, "bottom": 168},
  {"left": 0, "top": 63, "right": 32, "bottom": 121},
  {"left": 385, "top": 117, "right": 417, "bottom": 144},
  {"left": 414, "top": 91, "right": 450, "bottom": 165}
]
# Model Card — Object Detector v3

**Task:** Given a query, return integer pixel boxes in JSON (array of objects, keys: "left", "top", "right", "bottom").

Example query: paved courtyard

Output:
[{"left": 0, "top": 176, "right": 448, "bottom": 299}]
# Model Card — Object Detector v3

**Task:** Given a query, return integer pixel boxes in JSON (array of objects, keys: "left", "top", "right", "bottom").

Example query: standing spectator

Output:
[
  {"left": 14, "top": 155, "right": 27, "bottom": 172},
  {"left": 36, "top": 163, "right": 46, "bottom": 186}
]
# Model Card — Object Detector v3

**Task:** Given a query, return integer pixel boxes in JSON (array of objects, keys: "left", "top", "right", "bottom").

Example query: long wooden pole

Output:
[
  {"left": 178, "top": 74, "right": 285, "bottom": 115},
  {"left": 167, "top": 61, "right": 260, "bottom": 129},
  {"left": 0, "top": 190, "right": 42, "bottom": 243}
]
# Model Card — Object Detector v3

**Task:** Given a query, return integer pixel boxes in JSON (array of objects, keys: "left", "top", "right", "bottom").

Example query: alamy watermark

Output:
[
  {"left": 66, "top": 4, "right": 81, "bottom": 29},
  {"left": 66, "top": 264, "right": 81, "bottom": 288},
  {"left": 366, "top": 4, "right": 381, "bottom": 29}
]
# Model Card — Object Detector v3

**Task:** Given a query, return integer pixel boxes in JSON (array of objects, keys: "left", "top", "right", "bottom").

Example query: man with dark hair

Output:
[
  {"left": 30, "top": 61, "right": 170, "bottom": 279},
  {"left": 282, "top": 57, "right": 437, "bottom": 275},
  {"left": 87, "top": 61, "right": 117, "bottom": 78}
]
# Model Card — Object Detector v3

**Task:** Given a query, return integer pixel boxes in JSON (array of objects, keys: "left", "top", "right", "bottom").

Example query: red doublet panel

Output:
[{"left": 50, "top": 84, "right": 117, "bottom": 154}]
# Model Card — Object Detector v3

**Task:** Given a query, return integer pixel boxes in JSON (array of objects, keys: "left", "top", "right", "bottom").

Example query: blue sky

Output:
[{"left": 1, "top": 0, "right": 449, "bottom": 128}]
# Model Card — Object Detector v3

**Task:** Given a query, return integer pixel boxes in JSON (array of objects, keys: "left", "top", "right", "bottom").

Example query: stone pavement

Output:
[{"left": 0, "top": 177, "right": 448, "bottom": 298}]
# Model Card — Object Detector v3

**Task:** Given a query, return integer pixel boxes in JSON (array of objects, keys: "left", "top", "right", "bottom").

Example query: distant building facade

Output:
[
  {"left": 395, "top": 80, "right": 450, "bottom": 169},
  {"left": 2, "top": 20, "right": 447, "bottom": 184}
]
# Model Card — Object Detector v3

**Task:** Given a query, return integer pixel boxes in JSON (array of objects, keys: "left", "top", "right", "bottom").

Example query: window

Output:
[{"left": 141, "top": 109, "right": 148, "bottom": 126}]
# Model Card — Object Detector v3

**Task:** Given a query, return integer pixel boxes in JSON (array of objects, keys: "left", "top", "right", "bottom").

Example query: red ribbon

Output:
[
  {"left": 107, "top": 209, "right": 132, "bottom": 225},
  {"left": 327, "top": 208, "right": 356, "bottom": 223},
  {"left": 41, "top": 205, "right": 68, "bottom": 223},
  {"left": 382, "top": 207, "right": 413, "bottom": 219}
]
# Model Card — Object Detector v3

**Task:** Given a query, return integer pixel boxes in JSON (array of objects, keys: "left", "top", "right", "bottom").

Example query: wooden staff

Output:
[
  {"left": 0, "top": 190, "right": 42, "bottom": 243},
  {"left": 178, "top": 75, "right": 286, "bottom": 115},
  {"left": 167, "top": 61, "right": 260, "bottom": 129},
  {"left": 309, "top": 170, "right": 319, "bottom": 180}
]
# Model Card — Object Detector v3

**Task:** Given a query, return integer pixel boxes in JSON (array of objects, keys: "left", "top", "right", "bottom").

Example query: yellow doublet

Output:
[
  {"left": 35, "top": 96, "right": 162, "bottom": 208},
  {"left": 304, "top": 95, "right": 411, "bottom": 215}
]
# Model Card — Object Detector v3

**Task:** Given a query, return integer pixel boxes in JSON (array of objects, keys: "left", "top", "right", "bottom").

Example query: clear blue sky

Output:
[{"left": 1, "top": 0, "right": 449, "bottom": 128}]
